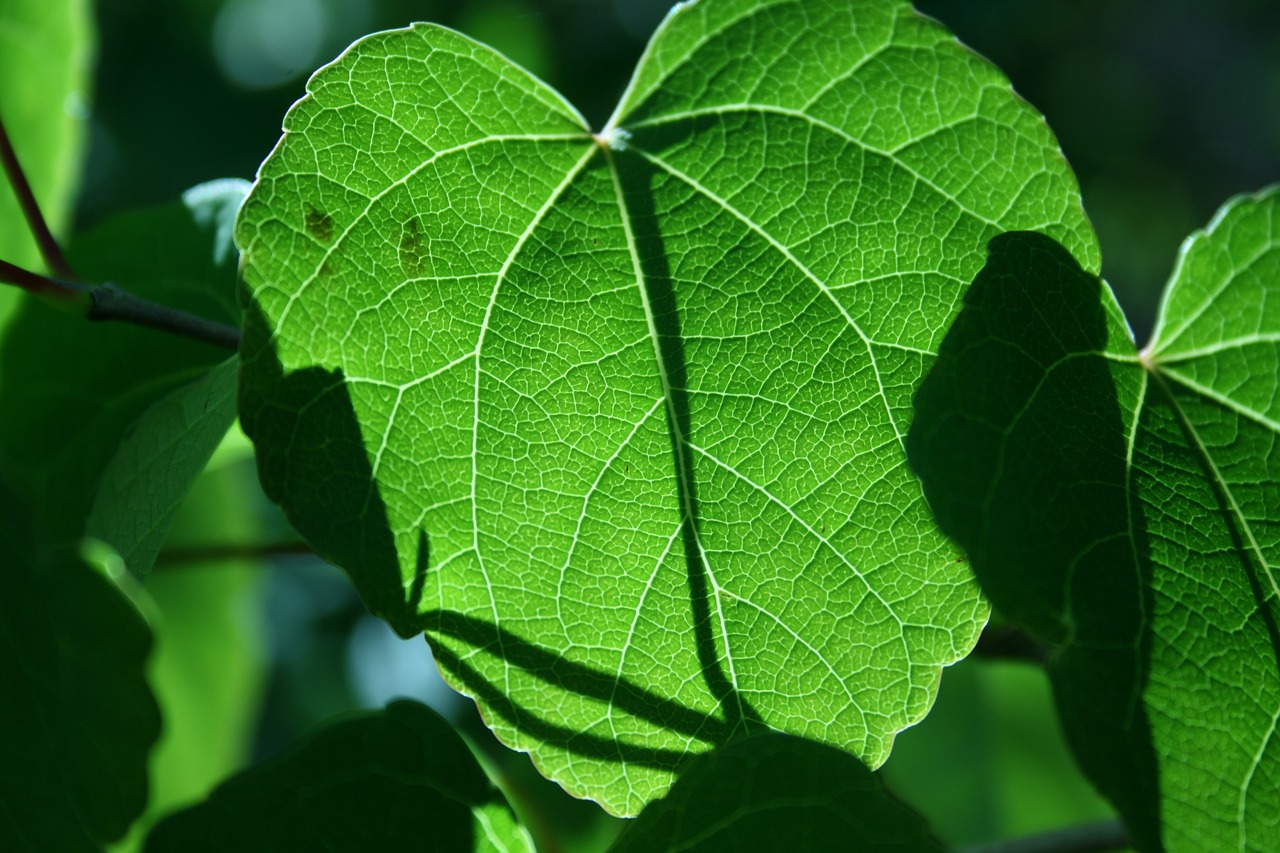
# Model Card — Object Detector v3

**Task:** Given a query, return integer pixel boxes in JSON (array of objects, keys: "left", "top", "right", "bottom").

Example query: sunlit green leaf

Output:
[
  {"left": 87, "top": 357, "right": 239, "bottom": 578},
  {"left": 0, "top": 0, "right": 92, "bottom": 331},
  {"left": 908, "top": 188, "right": 1280, "bottom": 851},
  {"left": 611, "top": 732, "right": 940, "bottom": 852},
  {"left": 237, "top": 0, "right": 1095, "bottom": 813},
  {"left": 144, "top": 700, "right": 533, "bottom": 853},
  {"left": 0, "top": 478, "right": 158, "bottom": 850}
]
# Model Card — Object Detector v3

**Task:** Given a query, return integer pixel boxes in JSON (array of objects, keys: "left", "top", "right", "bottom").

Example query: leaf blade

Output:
[
  {"left": 907, "top": 188, "right": 1280, "bottom": 851},
  {"left": 238, "top": 0, "right": 1095, "bottom": 814}
]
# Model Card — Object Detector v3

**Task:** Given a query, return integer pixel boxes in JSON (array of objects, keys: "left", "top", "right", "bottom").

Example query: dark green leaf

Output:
[
  {"left": 611, "top": 732, "right": 940, "bottom": 852},
  {"left": 144, "top": 700, "right": 532, "bottom": 853},
  {"left": 907, "top": 188, "right": 1280, "bottom": 851},
  {"left": 109, "top": 448, "right": 268, "bottom": 852},
  {"left": 0, "top": 478, "right": 158, "bottom": 850},
  {"left": 0, "top": 190, "right": 241, "bottom": 542},
  {"left": 86, "top": 357, "right": 239, "bottom": 578},
  {"left": 237, "top": 0, "right": 1094, "bottom": 812}
]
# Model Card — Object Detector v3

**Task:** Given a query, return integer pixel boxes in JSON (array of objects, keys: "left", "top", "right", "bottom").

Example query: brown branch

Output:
[
  {"left": 0, "top": 258, "right": 92, "bottom": 310},
  {"left": 960, "top": 819, "right": 1130, "bottom": 853},
  {"left": 0, "top": 109, "right": 76, "bottom": 279},
  {"left": 155, "top": 540, "right": 315, "bottom": 567}
]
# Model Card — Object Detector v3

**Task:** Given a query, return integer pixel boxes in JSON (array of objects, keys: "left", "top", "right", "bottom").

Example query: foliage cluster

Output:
[{"left": 2, "top": 1, "right": 1278, "bottom": 851}]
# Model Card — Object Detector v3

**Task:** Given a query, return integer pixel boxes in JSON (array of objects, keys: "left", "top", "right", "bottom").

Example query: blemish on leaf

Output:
[
  {"left": 399, "top": 218, "right": 425, "bottom": 276},
  {"left": 305, "top": 205, "right": 334, "bottom": 243}
]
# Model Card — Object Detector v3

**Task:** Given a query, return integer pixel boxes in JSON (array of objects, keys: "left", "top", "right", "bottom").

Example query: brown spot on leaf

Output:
[
  {"left": 305, "top": 206, "right": 334, "bottom": 242},
  {"left": 399, "top": 218, "right": 425, "bottom": 276}
]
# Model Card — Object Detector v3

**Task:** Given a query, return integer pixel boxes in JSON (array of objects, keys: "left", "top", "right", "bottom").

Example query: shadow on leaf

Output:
[
  {"left": 240, "top": 293, "right": 751, "bottom": 781},
  {"left": 906, "top": 231, "right": 1160, "bottom": 851}
]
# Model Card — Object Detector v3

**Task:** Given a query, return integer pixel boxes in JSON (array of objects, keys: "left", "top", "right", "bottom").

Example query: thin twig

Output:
[
  {"left": 155, "top": 540, "right": 315, "bottom": 567},
  {"left": 0, "top": 259, "right": 241, "bottom": 350},
  {"left": 0, "top": 258, "right": 92, "bottom": 309},
  {"left": 960, "top": 819, "right": 1130, "bottom": 853},
  {"left": 1, "top": 108, "right": 241, "bottom": 349},
  {"left": 971, "top": 623, "right": 1053, "bottom": 665},
  {"left": 0, "top": 110, "right": 76, "bottom": 279},
  {"left": 89, "top": 282, "right": 240, "bottom": 350}
]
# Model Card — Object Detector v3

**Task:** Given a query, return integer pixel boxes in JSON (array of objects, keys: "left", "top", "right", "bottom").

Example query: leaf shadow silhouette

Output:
[
  {"left": 240, "top": 288, "right": 756, "bottom": 778},
  {"left": 906, "top": 232, "right": 1161, "bottom": 850}
]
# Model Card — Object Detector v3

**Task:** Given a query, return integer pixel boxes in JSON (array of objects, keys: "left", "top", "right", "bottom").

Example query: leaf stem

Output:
[
  {"left": 1, "top": 108, "right": 241, "bottom": 350},
  {"left": 0, "top": 258, "right": 92, "bottom": 311},
  {"left": 0, "top": 109, "right": 77, "bottom": 279},
  {"left": 960, "top": 819, "right": 1130, "bottom": 853},
  {"left": 0, "top": 259, "right": 241, "bottom": 350},
  {"left": 89, "top": 282, "right": 241, "bottom": 351},
  {"left": 154, "top": 540, "right": 314, "bottom": 567}
]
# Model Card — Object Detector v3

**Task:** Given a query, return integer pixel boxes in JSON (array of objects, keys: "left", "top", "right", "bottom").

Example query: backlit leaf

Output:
[
  {"left": 87, "top": 357, "right": 240, "bottom": 578},
  {"left": 908, "top": 188, "right": 1280, "bottom": 851},
  {"left": 237, "top": 0, "right": 1095, "bottom": 813}
]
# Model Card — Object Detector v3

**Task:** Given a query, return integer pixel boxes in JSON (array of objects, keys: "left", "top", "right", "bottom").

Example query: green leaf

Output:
[
  {"left": 0, "top": 0, "right": 92, "bottom": 328},
  {"left": 87, "top": 357, "right": 239, "bottom": 578},
  {"left": 0, "top": 191, "right": 241, "bottom": 542},
  {"left": 110, "top": 455, "right": 268, "bottom": 853},
  {"left": 144, "top": 700, "right": 533, "bottom": 853},
  {"left": 611, "top": 732, "right": 940, "bottom": 852},
  {"left": 907, "top": 188, "right": 1280, "bottom": 851},
  {"left": 237, "top": 0, "right": 1095, "bottom": 813},
  {"left": 0, "top": 478, "right": 159, "bottom": 850}
]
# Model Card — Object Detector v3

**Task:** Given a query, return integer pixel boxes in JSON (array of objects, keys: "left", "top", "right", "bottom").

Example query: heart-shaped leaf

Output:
[
  {"left": 908, "top": 188, "right": 1280, "bottom": 851},
  {"left": 238, "top": 0, "right": 1095, "bottom": 813}
]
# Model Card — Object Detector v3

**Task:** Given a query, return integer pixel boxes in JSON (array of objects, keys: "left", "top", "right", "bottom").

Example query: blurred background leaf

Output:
[{"left": 0, "top": 0, "right": 92, "bottom": 330}]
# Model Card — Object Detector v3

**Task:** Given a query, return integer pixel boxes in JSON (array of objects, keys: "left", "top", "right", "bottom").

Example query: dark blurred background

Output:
[
  {"left": 81, "top": 2, "right": 1279, "bottom": 850},
  {"left": 82, "top": 0, "right": 1280, "bottom": 342}
]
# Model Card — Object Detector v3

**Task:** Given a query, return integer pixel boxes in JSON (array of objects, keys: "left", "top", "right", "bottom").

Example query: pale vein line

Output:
[
  {"left": 628, "top": 103, "right": 1004, "bottom": 231},
  {"left": 555, "top": 395, "right": 666, "bottom": 624},
  {"left": 630, "top": 144, "right": 908, "bottom": 447},
  {"left": 1150, "top": 372, "right": 1280, "bottom": 837},
  {"left": 718, "top": 589, "right": 858, "bottom": 706},
  {"left": 471, "top": 144, "right": 600, "bottom": 679},
  {"left": 1122, "top": 370, "right": 1150, "bottom": 727},
  {"left": 1151, "top": 332, "right": 1280, "bottom": 364},
  {"left": 608, "top": 522, "right": 685, "bottom": 760},
  {"left": 1157, "top": 368, "right": 1280, "bottom": 435},
  {"left": 799, "top": 39, "right": 894, "bottom": 110},
  {"left": 603, "top": 144, "right": 747, "bottom": 711},
  {"left": 1151, "top": 230, "right": 1278, "bottom": 358},
  {"left": 265, "top": 132, "right": 591, "bottom": 334},
  {"left": 1239, "top": 704, "right": 1280, "bottom": 850},
  {"left": 604, "top": 0, "right": 767, "bottom": 132},
  {"left": 687, "top": 441, "right": 903, "bottom": 633}
]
